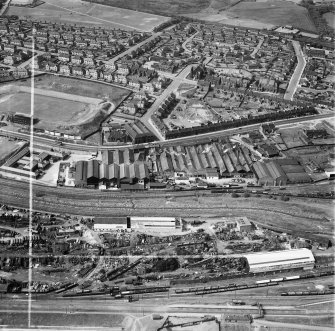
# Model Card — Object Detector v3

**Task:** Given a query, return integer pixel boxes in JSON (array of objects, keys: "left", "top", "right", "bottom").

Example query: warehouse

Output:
[
  {"left": 130, "top": 216, "right": 181, "bottom": 231},
  {"left": 252, "top": 159, "right": 311, "bottom": 186},
  {"left": 87, "top": 160, "right": 99, "bottom": 186},
  {"left": 74, "top": 161, "right": 88, "bottom": 188},
  {"left": 93, "top": 217, "right": 130, "bottom": 232},
  {"left": 244, "top": 248, "right": 315, "bottom": 273}
]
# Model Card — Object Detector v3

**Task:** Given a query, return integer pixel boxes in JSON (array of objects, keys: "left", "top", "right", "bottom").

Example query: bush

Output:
[
  {"left": 281, "top": 195, "right": 290, "bottom": 201},
  {"left": 243, "top": 192, "right": 250, "bottom": 198},
  {"left": 231, "top": 193, "right": 239, "bottom": 198}
]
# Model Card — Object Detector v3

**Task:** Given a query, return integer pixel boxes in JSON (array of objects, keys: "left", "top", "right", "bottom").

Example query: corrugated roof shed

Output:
[
  {"left": 75, "top": 161, "right": 88, "bottom": 185},
  {"left": 212, "top": 144, "right": 227, "bottom": 172},
  {"left": 87, "top": 160, "right": 99, "bottom": 179},
  {"left": 197, "top": 145, "right": 210, "bottom": 169},
  {"left": 138, "top": 162, "right": 149, "bottom": 179},
  {"left": 241, "top": 147, "right": 252, "bottom": 164},
  {"left": 160, "top": 151, "right": 173, "bottom": 172},
  {"left": 129, "top": 163, "right": 136, "bottom": 178},
  {"left": 222, "top": 153, "right": 234, "bottom": 173},
  {"left": 113, "top": 150, "right": 124, "bottom": 165},
  {"left": 189, "top": 146, "right": 202, "bottom": 170},
  {"left": 123, "top": 149, "right": 134, "bottom": 164},
  {"left": 99, "top": 163, "right": 109, "bottom": 180},
  {"left": 108, "top": 164, "right": 119, "bottom": 179},
  {"left": 203, "top": 145, "right": 218, "bottom": 168},
  {"left": 184, "top": 148, "right": 195, "bottom": 170},
  {"left": 169, "top": 147, "right": 180, "bottom": 171},
  {"left": 266, "top": 161, "right": 287, "bottom": 181},
  {"left": 102, "top": 150, "right": 113, "bottom": 165}
]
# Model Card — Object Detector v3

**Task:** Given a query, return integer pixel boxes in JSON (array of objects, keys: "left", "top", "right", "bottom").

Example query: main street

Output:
[
  {"left": 1, "top": 112, "right": 333, "bottom": 153},
  {"left": 284, "top": 40, "right": 307, "bottom": 101}
]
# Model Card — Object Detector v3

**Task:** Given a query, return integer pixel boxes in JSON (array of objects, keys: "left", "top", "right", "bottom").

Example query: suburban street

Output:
[
  {"left": 140, "top": 64, "right": 198, "bottom": 140},
  {"left": 284, "top": 40, "right": 307, "bottom": 101}
]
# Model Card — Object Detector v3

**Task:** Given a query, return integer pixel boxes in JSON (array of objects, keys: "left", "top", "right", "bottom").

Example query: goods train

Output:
[
  {"left": 174, "top": 269, "right": 335, "bottom": 296},
  {"left": 111, "top": 286, "right": 170, "bottom": 297},
  {"left": 281, "top": 290, "right": 334, "bottom": 296}
]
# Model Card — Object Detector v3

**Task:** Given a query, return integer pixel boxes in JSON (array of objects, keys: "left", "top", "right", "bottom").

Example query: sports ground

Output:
[
  {"left": 7, "top": 0, "right": 168, "bottom": 31},
  {"left": 0, "top": 76, "right": 130, "bottom": 136}
]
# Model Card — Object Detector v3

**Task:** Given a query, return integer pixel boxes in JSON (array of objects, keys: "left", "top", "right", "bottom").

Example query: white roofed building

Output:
[
  {"left": 130, "top": 216, "right": 181, "bottom": 232},
  {"left": 244, "top": 248, "right": 315, "bottom": 273},
  {"left": 93, "top": 217, "right": 130, "bottom": 232}
]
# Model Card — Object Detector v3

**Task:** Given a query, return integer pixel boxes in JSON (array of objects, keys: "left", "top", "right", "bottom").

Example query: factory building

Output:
[
  {"left": 236, "top": 217, "right": 253, "bottom": 232},
  {"left": 87, "top": 160, "right": 99, "bottom": 186},
  {"left": 252, "top": 159, "right": 311, "bottom": 186},
  {"left": 93, "top": 216, "right": 182, "bottom": 232},
  {"left": 244, "top": 248, "right": 315, "bottom": 273},
  {"left": 0, "top": 143, "right": 55, "bottom": 180},
  {"left": 93, "top": 217, "right": 130, "bottom": 231},
  {"left": 156, "top": 143, "right": 254, "bottom": 178},
  {"left": 74, "top": 159, "right": 149, "bottom": 188},
  {"left": 130, "top": 216, "right": 181, "bottom": 231},
  {"left": 74, "top": 161, "right": 88, "bottom": 188}
]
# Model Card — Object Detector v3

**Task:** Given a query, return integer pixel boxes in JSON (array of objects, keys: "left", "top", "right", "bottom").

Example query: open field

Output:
[
  {"left": 225, "top": 1, "right": 317, "bottom": 32},
  {"left": 187, "top": 0, "right": 317, "bottom": 30},
  {"left": 0, "top": 312, "right": 124, "bottom": 328},
  {"left": 7, "top": 0, "right": 168, "bottom": 31},
  {"left": 0, "top": 91, "right": 100, "bottom": 130},
  {"left": 14, "top": 74, "right": 130, "bottom": 104},
  {"left": 0, "top": 78, "right": 129, "bottom": 137},
  {"left": 323, "top": 12, "right": 335, "bottom": 29},
  {"left": 83, "top": 0, "right": 211, "bottom": 16},
  {"left": 0, "top": 136, "right": 21, "bottom": 161}
]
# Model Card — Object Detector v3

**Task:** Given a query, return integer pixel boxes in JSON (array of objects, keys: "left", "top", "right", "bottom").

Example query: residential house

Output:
[
  {"left": 59, "top": 64, "right": 71, "bottom": 75},
  {"left": 84, "top": 57, "right": 95, "bottom": 66},
  {"left": 86, "top": 68, "right": 99, "bottom": 79},
  {"left": 71, "top": 56, "right": 82, "bottom": 65},
  {"left": 58, "top": 55, "right": 70, "bottom": 63},
  {"left": 72, "top": 66, "right": 84, "bottom": 76},
  {"left": 124, "top": 102, "right": 138, "bottom": 115},
  {"left": 45, "top": 62, "right": 59, "bottom": 72}
]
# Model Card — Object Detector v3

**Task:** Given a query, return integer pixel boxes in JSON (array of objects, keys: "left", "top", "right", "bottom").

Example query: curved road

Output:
[{"left": 1, "top": 113, "right": 333, "bottom": 153}]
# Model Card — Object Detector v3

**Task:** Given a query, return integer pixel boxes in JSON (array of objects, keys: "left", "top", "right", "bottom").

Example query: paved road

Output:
[
  {"left": 139, "top": 64, "right": 199, "bottom": 141},
  {"left": 181, "top": 31, "right": 198, "bottom": 53},
  {"left": 0, "top": 0, "right": 11, "bottom": 16},
  {"left": 0, "top": 112, "right": 333, "bottom": 152},
  {"left": 250, "top": 37, "right": 264, "bottom": 58},
  {"left": 284, "top": 40, "right": 306, "bottom": 101},
  {"left": 104, "top": 32, "right": 161, "bottom": 66}
]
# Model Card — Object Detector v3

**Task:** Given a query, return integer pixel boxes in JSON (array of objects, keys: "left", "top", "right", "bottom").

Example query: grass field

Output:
[
  {"left": 323, "top": 12, "right": 335, "bottom": 29},
  {"left": 0, "top": 92, "right": 95, "bottom": 126},
  {"left": 0, "top": 312, "right": 124, "bottom": 328},
  {"left": 85, "top": 0, "right": 211, "bottom": 16},
  {"left": 7, "top": 0, "right": 169, "bottom": 31},
  {"left": 15, "top": 74, "right": 130, "bottom": 104},
  {"left": 226, "top": 1, "right": 317, "bottom": 32},
  {"left": 0, "top": 137, "right": 20, "bottom": 161},
  {"left": 0, "top": 76, "right": 129, "bottom": 137}
]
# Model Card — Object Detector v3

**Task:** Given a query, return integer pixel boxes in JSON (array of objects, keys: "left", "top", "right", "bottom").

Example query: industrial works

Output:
[{"left": 0, "top": 0, "right": 334, "bottom": 330}]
